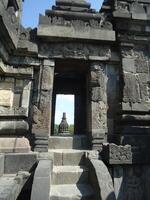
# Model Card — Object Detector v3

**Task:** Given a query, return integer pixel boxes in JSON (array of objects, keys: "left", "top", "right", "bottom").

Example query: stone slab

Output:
[
  {"left": 48, "top": 149, "right": 86, "bottom": 166},
  {"left": 49, "top": 135, "right": 88, "bottom": 150},
  {"left": 0, "top": 120, "right": 29, "bottom": 135},
  {"left": 0, "top": 137, "right": 31, "bottom": 153},
  {"left": 31, "top": 160, "right": 52, "bottom": 200},
  {"left": 0, "top": 173, "right": 30, "bottom": 200},
  {"left": 4, "top": 153, "right": 38, "bottom": 173},
  {"left": 88, "top": 159, "right": 115, "bottom": 200},
  {"left": 52, "top": 166, "right": 88, "bottom": 184},
  {"left": 0, "top": 90, "right": 13, "bottom": 107},
  {"left": 0, "top": 154, "right": 4, "bottom": 176},
  {"left": 62, "top": 150, "right": 86, "bottom": 166},
  {"left": 50, "top": 184, "right": 94, "bottom": 200},
  {"left": 38, "top": 25, "right": 116, "bottom": 42}
]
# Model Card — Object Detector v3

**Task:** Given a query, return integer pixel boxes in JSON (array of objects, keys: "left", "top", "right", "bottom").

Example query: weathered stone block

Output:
[
  {"left": 41, "top": 66, "right": 54, "bottom": 90},
  {"left": 0, "top": 137, "right": 31, "bottom": 153},
  {"left": 123, "top": 72, "right": 141, "bottom": 103},
  {"left": 52, "top": 166, "right": 88, "bottom": 184},
  {"left": 0, "top": 90, "right": 14, "bottom": 107},
  {"left": 0, "top": 120, "right": 29, "bottom": 134},
  {"left": 0, "top": 154, "right": 4, "bottom": 176},
  {"left": 13, "top": 93, "right": 21, "bottom": 107},
  {"left": 131, "top": 2, "right": 147, "bottom": 20},
  {"left": 38, "top": 25, "right": 116, "bottom": 42},
  {"left": 122, "top": 58, "right": 135, "bottom": 73},
  {"left": 91, "top": 101, "right": 107, "bottom": 131},
  {"left": 31, "top": 160, "right": 52, "bottom": 200},
  {"left": 106, "top": 144, "right": 132, "bottom": 164},
  {"left": 4, "top": 153, "right": 38, "bottom": 173},
  {"left": 63, "top": 150, "right": 86, "bottom": 166}
]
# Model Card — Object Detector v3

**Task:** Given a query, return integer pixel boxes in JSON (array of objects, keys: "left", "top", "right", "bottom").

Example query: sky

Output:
[
  {"left": 55, "top": 95, "right": 74, "bottom": 125},
  {"left": 21, "top": 0, "right": 103, "bottom": 124},
  {"left": 22, "top": 0, "right": 103, "bottom": 28}
]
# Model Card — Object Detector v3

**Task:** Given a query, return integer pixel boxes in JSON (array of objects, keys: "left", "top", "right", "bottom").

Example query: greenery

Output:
[{"left": 54, "top": 124, "right": 74, "bottom": 135}]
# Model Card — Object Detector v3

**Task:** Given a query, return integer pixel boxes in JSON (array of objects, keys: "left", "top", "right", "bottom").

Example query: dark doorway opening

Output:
[{"left": 51, "top": 60, "right": 88, "bottom": 135}]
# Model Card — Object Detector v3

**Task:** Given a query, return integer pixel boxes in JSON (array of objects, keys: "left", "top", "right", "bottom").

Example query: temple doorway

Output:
[
  {"left": 51, "top": 60, "right": 88, "bottom": 136},
  {"left": 54, "top": 94, "right": 75, "bottom": 135}
]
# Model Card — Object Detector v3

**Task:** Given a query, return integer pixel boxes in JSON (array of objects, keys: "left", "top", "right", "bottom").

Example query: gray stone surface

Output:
[
  {"left": 49, "top": 149, "right": 86, "bottom": 166},
  {"left": 0, "top": 173, "right": 30, "bottom": 200},
  {"left": 4, "top": 153, "right": 38, "bottom": 173},
  {"left": 0, "top": 137, "right": 31, "bottom": 153},
  {"left": 50, "top": 184, "right": 95, "bottom": 200},
  {"left": 88, "top": 159, "right": 116, "bottom": 200},
  {"left": 49, "top": 135, "right": 88, "bottom": 149},
  {"left": 1, "top": 0, "right": 150, "bottom": 199},
  {"left": 0, "top": 154, "right": 4, "bottom": 176},
  {"left": 31, "top": 159, "right": 52, "bottom": 200},
  {"left": 52, "top": 166, "right": 88, "bottom": 184},
  {"left": 38, "top": 25, "right": 115, "bottom": 42},
  {"left": 0, "top": 120, "right": 29, "bottom": 135}
]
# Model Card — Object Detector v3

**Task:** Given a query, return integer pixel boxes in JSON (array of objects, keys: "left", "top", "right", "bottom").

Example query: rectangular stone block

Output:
[
  {"left": 108, "top": 144, "right": 132, "bottom": 164},
  {"left": 63, "top": 150, "right": 86, "bottom": 166},
  {"left": 0, "top": 90, "right": 14, "bottom": 107},
  {"left": 122, "top": 58, "right": 135, "bottom": 73},
  {"left": 13, "top": 93, "right": 21, "bottom": 107},
  {"left": 38, "top": 25, "right": 116, "bottom": 42},
  {"left": 31, "top": 160, "right": 52, "bottom": 200},
  {"left": 0, "top": 154, "right": 4, "bottom": 176},
  {"left": 0, "top": 137, "right": 31, "bottom": 153},
  {"left": 4, "top": 152, "right": 38, "bottom": 173}
]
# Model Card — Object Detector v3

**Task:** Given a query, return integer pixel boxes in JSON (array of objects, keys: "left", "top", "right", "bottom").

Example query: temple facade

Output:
[{"left": 0, "top": 0, "right": 150, "bottom": 199}]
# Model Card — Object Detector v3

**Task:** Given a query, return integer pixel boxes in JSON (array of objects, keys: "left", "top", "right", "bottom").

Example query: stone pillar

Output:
[
  {"left": 88, "top": 62, "right": 108, "bottom": 150},
  {"left": 33, "top": 59, "right": 55, "bottom": 152}
]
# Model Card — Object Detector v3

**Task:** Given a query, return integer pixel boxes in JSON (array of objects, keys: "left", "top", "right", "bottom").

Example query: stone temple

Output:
[{"left": 0, "top": 0, "right": 150, "bottom": 199}]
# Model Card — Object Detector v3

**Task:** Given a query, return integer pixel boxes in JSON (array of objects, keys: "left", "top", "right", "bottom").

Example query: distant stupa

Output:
[{"left": 58, "top": 112, "right": 69, "bottom": 135}]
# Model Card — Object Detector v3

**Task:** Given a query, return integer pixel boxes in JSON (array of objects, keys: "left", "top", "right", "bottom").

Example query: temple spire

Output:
[{"left": 58, "top": 112, "right": 70, "bottom": 135}]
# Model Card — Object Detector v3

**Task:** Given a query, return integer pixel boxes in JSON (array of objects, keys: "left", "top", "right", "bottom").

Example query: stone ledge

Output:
[
  {"left": 0, "top": 120, "right": 29, "bottom": 135},
  {"left": 37, "top": 25, "right": 116, "bottom": 42},
  {"left": 4, "top": 152, "right": 38, "bottom": 173},
  {"left": 0, "top": 137, "right": 31, "bottom": 153}
]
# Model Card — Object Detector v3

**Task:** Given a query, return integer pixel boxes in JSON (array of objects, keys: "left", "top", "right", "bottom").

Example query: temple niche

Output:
[{"left": 0, "top": 0, "right": 150, "bottom": 199}]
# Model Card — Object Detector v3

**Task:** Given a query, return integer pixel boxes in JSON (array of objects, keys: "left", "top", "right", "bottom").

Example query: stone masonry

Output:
[{"left": 0, "top": 0, "right": 150, "bottom": 199}]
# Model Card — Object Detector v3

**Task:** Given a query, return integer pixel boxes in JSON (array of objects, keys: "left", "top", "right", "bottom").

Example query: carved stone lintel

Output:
[{"left": 39, "top": 43, "right": 111, "bottom": 61}]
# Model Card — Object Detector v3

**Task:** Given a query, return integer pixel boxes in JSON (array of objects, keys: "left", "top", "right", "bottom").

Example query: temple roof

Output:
[
  {"left": 53, "top": 0, "right": 92, "bottom": 12},
  {"left": 56, "top": 0, "right": 91, "bottom": 8}
]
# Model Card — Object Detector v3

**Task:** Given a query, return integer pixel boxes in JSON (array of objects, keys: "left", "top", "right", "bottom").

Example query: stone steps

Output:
[
  {"left": 52, "top": 166, "right": 89, "bottom": 185},
  {"left": 49, "top": 136, "right": 95, "bottom": 200},
  {"left": 50, "top": 184, "right": 95, "bottom": 200},
  {"left": 0, "top": 174, "right": 24, "bottom": 200},
  {"left": 49, "top": 149, "right": 86, "bottom": 166},
  {"left": 49, "top": 135, "right": 89, "bottom": 150}
]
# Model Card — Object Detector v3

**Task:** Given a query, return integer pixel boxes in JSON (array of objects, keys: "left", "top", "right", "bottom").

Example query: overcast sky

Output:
[{"left": 22, "top": 0, "right": 103, "bottom": 124}]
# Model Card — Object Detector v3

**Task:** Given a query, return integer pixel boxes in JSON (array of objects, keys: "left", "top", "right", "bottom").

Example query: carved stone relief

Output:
[
  {"left": 45, "top": 13, "right": 113, "bottom": 30},
  {"left": 39, "top": 43, "right": 111, "bottom": 60}
]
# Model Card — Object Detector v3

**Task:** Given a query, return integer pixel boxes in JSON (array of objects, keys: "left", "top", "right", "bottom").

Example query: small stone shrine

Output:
[
  {"left": 0, "top": 0, "right": 150, "bottom": 199},
  {"left": 58, "top": 112, "right": 69, "bottom": 135}
]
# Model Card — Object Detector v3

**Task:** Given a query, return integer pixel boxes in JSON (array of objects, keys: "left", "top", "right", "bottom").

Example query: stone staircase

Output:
[
  {"left": 0, "top": 172, "right": 30, "bottom": 199},
  {"left": 49, "top": 136, "right": 95, "bottom": 200}
]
